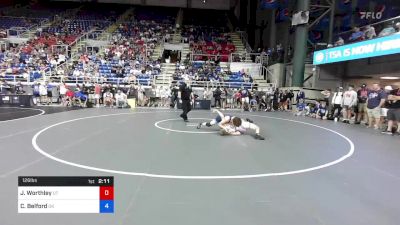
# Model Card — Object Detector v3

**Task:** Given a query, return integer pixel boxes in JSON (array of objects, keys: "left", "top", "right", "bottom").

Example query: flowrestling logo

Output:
[
  {"left": 359, "top": 4, "right": 386, "bottom": 20},
  {"left": 359, "top": 11, "right": 383, "bottom": 20},
  {"left": 313, "top": 33, "right": 400, "bottom": 65}
]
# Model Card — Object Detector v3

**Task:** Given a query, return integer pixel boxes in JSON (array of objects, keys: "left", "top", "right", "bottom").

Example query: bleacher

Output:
[
  {"left": 0, "top": 17, "right": 39, "bottom": 29},
  {"left": 173, "top": 61, "right": 253, "bottom": 89},
  {"left": 0, "top": 3, "right": 258, "bottom": 90}
]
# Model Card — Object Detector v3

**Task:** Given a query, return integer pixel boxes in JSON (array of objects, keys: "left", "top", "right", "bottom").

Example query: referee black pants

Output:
[{"left": 181, "top": 100, "right": 191, "bottom": 120}]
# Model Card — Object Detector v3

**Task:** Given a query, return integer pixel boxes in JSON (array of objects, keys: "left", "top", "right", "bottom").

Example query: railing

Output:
[
  {"left": 260, "top": 65, "right": 274, "bottom": 83},
  {"left": 3, "top": 73, "right": 275, "bottom": 91},
  {"left": 3, "top": 75, "right": 154, "bottom": 87},
  {"left": 153, "top": 74, "right": 171, "bottom": 84},
  {"left": 236, "top": 30, "right": 252, "bottom": 53},
  {"left": 188, "top": 52, "right": 268, "bottom": 65},
  {"left": 230, "top": 52, "right": 268, "bottom": 64},
  {"left": 171, "top": 80, "right": 257, "bottom": 89},
  {"left": 329, "top": 15, "right": 400, "bottom": 48},
  {"left": 190, "top": 52, "right": 231, "bottom": 62},
  {"left": 6, "top": 27, "right": 28, "bottom": 37}
]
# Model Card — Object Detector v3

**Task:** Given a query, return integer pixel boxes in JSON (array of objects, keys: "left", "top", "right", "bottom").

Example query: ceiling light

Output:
[{"left": 380, "top": 76, "right": 400, "bottom": 80}]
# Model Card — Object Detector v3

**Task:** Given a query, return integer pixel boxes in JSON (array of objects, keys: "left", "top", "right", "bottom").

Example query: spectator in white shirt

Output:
[
  {"left": 364, "top": 25, "right": 376, "bottom": 39},
  {"left": 58, "top": 54, "right": 66, "bottom": 64},
  {"left": 73, "top": 69, "right": 81, "bottom": 77},
  {"left": 103, "top": 90, "right": 114, "bottom": 107},
  {"left": 331, "top": 87, "right": 344, "bottom": 120},
  {"left": 341, "top": 85, "right": 358, "bottom": 123},
  {"left": 115, "top": 90, "right": 127, "bottom": 108},
  {"left": 39, "top": 82, "right": 48, "bottom": 104},
  {"left": 59, "top": 82, "right": 67, "bottom": 106}
]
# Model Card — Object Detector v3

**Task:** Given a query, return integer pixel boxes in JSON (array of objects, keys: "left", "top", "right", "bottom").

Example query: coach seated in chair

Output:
[{"left": 115, "top": 90, "right": 128, "bottom": 108}]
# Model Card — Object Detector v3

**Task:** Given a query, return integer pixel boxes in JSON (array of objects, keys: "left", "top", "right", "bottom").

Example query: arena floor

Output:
[{"left": 1, "top": 106, "right": 400, "bottom": 225}]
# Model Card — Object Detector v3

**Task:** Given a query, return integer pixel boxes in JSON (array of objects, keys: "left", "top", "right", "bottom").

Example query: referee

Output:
[{"left": 178, "top": 82, "right": 193, "bottom": 122}]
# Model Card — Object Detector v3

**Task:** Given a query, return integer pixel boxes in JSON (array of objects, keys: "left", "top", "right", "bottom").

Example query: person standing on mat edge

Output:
[{"left": 178, "top": 82, "right": 193, "bottom": 122}]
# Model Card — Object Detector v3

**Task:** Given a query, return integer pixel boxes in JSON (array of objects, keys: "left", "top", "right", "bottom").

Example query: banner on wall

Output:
[{"left": 313, "top": 34, "right": 400, "bottom": 65}]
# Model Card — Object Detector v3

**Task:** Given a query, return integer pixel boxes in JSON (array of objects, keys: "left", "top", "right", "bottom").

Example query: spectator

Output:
[
  {"left": 46, "top": 81, "right": 54, "bottom": 105},
  {"left": 331, "top": 87, "right": 344, "bottom": 121},
  {"left": 395, "top": 22, "right": 400, "bottom": 33},
  {"left": 378, "top": 24, "right": 396, "bottom": 37},
  {"left": 316, "top": 100, "right": 328, "bottom": 120},
  {"left": 366, "top": 83, "right": 387, "bottom": 129},
  {"left": 287, "top": 90, "right": 294, "bottom": 110},
  {"left": 335, "top": 37, "right": 344, "bottom": 46},
  {"left": 65, "top": 88, "right": 75, "bottom": 106},
  {"left": 137, "top": 85, "right": 145, "bottom": 106},
  {"left": 59, "top": 82, "right": 67, "bottom": 106},
  {"left": 296, "top": 90, "right": 305, "bottom": 104},
  {"left": 349, "top": 27, "right": 365, "bottom": 42},
  {"left": 382, "top": 87, "right": 400, "bottom": 135},
  {"left": 240, "top": 88, "right": 250, "bottom": 111},
  {"left": 74, "top": 88, "right": 87, "bottom": 107},
  {"left": 39, "top": 82, "right": 47, "bottom": 104},
  {"left": 226, "top": 88, "right": 234, "bottom": 109},
  {"left": 94, "top": 83, "right": 102, "bottom": 107},
  {"left": 355, "top": 84, "right": 368, "bottom": 125},
  {"left": 161, "top": 87, "right": 170, "bottom": 107},
  {"left": 32, "top": 82, "right": 40, "bottom": 103},
  {"left": 247, "top": 96, "right": 255, "bottom": 111},
  {"left": 364, "top": 25, "right": 376, "bottom": 40},
  {"left": 115, "top": 90, "right": 128, "bottom": 108},
  {"left": 258, "top": 95, "right": 266, "bottom": 111},
  {"left": 279, "top": 90, "right": 289, "bottom": 111},
  {"left": 321, "top": 89, "right": 332, "bottom": 108},
  {"left": 170, "top": 84, "right": 179, "bottom": 108},
  {"left": 295, "top": 98, "right": 307, "bottom": 116},
  {"left": 234, "top": 90, "right": 242, "bottom": 108},
  {"left": 103, "top": 89, "right": 114, "bottom": 107},
  {"left": 221, "top": 88, "right": 227, "bottom": 109},
  {"left": 342, "top": 85, "right": 358, "bottom": 123}
]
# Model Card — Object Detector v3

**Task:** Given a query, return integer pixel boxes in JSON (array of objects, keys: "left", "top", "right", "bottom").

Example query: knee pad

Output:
[{"left": 206, "top": 122, "right": 212, "bottom": 127}]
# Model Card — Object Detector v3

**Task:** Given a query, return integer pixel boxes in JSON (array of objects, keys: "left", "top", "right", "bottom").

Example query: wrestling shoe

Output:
[
  {"left": 246, "top": 118, "right": 254, "bottom": 123},
  {"left": 254, "top": 134, "right": 265, "bottom": 140}
]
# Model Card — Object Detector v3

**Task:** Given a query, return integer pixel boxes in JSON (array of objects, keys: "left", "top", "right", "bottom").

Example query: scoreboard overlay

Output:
[{"left": 18, "top": 176, "right": 114, "bottom": 213}]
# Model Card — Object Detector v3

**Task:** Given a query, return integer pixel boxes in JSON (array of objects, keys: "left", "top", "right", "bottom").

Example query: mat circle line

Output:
[
  {"left": 31, "top": 111, "right": 355, "bottom": 179},
  {"left": 155, "top": 118, "right": 219, "bottom": 134}
]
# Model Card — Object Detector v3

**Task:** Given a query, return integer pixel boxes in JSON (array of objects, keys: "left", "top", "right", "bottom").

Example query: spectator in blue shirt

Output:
[
  {"left": 74, "top": 88, "right": 87, "bottom": 107},
  {"left": 295, "top": 98, "right": 306, "bottom": 116},
  {"left": 296, "top": 90, "right": 305, "bottom": 103},
  {"left": 46, "top": 81, "right": 54, "bottom": 105},
  {"left": 316, "top": 101, "right": 329, "bottom": 120},
  {"left": 349, "top": 27, "right": 365, "bottom": 42},
  {"left": 366, "top": 83, "right": 387, "bottom": 129}
]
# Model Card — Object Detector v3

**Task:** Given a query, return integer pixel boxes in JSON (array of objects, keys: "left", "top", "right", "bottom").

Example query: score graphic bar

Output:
[{"left": 18, "top": 177, "right": 114, "bottom": 213}]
